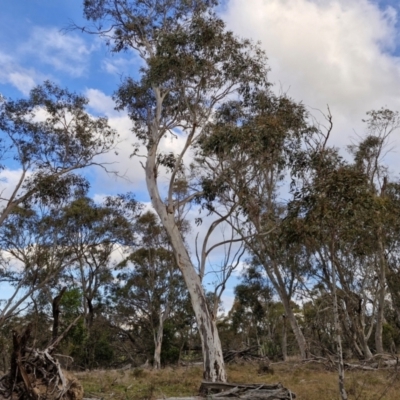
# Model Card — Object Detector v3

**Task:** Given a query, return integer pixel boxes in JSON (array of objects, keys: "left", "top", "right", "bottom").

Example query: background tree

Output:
[
  {"left": 197, "top": 89, "right": 316, "bottom": 359},
  {"left": 110, "top": 211, "right": 186, "bottom": 369},
  {"left": 0, "top": 81, "right": 116, "bottom": 227},
  {"left": 0, "top": 191, "right": 84, "bottom": 327},
  {"left": 61, "top": 194, "right": 139, "bottom": 328}
]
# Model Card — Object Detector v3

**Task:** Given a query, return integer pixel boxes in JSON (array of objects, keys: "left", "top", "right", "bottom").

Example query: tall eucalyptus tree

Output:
[{"left": 81, "top": 0, "right": 268, "bottom": 381}]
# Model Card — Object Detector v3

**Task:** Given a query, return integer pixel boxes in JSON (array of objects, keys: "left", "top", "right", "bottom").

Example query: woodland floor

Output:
[{"left": 75, "top": 360, "right": 400, "bottom": 400}]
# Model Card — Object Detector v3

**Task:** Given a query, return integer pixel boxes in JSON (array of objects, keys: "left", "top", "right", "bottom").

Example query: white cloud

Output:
[
  {"left": 8, "top": 72, "right": 36, "bottom": 95},
  {"left": 0, "top": 25, "right": 100, "bottom": 94},
  {"left": 102, "top": 54, "right": 145, "bottom": 76},
  {"left": 220, "top": 292, "right": 236, "bottom": 315},
  {"left": 21, "top": 27, "right": 95, "bottom": 77},
  {"left": 86, "top": 88, "right": 118, "bottom": 117},
  {"left": 0, "top": 51, "right": 45, "bottom": 95},
  {"left": 223, "top": 0, "right": 400, "bottom": 153}
]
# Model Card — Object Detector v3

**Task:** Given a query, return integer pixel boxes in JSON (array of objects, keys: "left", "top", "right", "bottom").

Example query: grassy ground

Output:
[{"left": 76, "top": 361, "right": 400, "bottom": 400}]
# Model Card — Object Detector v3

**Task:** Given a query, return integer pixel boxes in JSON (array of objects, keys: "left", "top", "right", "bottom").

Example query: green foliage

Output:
[
  {"left": 0, "top": 81, "right": 116, "bottom": 211},
  {"left": 160, "top": 322, "right": 181, "bottom": 365}
]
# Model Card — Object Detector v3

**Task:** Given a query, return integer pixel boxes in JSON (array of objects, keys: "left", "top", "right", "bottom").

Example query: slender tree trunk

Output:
[
  {"left": 386, "top": 269, "right": 400, "bottom": 328},
  {"left": 86, "top": 297, "right": 94, "bottom": 328},
  {"left": 267, "top": 262, "right": 307, "bottom": 359},
  {"left": 342, "top": 302, "right": 372, "bottom": 359},
  {"left": 51, "top": 287, "right": 66, "bottom": 341},
  {"left": 359, "top": 331, "right": 373, "bottom": 359},
  {"left": 146, "top": 151, "right": 227, "bottom": 382},
  {"left": 282, "top": 315, "right": 288, "bottom": 361},
  {"left": 154, "top": 305, "right": 171, "bottom": 370},
  {"left": 375, "top": 229, "right": 386, "bottom": 354},
  {"left": 330, "top": 243, "right": 348, "bottom": 400},
  {"left": 282, "top": 295, "right": 307, "bottom": 360},
  {"left": 153, "top": 321, "right": 163, "bottom": 370}
]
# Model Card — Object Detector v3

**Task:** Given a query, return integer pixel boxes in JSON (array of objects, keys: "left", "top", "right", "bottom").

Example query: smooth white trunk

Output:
[
  {"left": 145, "top": 150, "right": 227, "bottom": 382},
  {"left": 153, "top": 321, "right": 163, "bottom": 370}
]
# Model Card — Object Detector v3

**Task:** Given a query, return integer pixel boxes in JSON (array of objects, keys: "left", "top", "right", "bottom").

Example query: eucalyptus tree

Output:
[
  {"left": 197, "top": 89, "right": 316, "bottom": 359},
  {"left": 81, "top": 0, "right": 268, "bottom": 381},
  {"left": 0, "top": 81, "right": 117, "bottom": 227},
  {"left": 111, "top": 211, "right": 186, "bottom": 369},
  {"left": 384, "top": 181, "right": 400, "bottom": 329},
  {"left": 0, "top": 192, "right": 84, "bottom": 327},
  {"left": 60, "top": 194, "right": 139, "bottom": 328},
  {"left": 287, "top": 139, "right": 389, "bottom": 399},
  {"left": 230, "top": 266, "right": 273, "bottom": 353},
  {"left": 348, "top": 109, "right": 400, "bottom": 354}
]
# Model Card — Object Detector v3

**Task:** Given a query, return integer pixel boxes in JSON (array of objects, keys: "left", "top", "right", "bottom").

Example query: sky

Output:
[{"left": 1, "top": 0, "right": 400, "bottom": 312}]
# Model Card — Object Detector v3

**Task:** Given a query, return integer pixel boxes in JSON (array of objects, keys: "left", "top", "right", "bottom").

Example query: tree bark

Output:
[
  {"left": 330, "top": 243, "right": 348, "bottom": 400},
  {"left": 282, "top": 315, "right": 288, "bottom": 362},
  {"left": 86, "top": 296, "right": 94, "bottom": 329},
  {"left": 281, "top": 292, "right": 308, "bottom": 360},
  {"left": 153, "top": 306, "right": 170, "bottom": 370},
  {"left": 153, "top": 321, "right": 163, "bottom": 370},
  {"left": 386, "top": 269, "right": 400, "bottom": 328},
  {"left": 52, "top": 287, "right": 67, "bottom": 341},
  {"left": 145, "top": 147, "right": 227, "bottom": 382},
  {"left": 375, "top": 227, "right": 386, "bottom": 354},
  {"left": 264, "top": 262, "right": 308, "bottom": 360}
]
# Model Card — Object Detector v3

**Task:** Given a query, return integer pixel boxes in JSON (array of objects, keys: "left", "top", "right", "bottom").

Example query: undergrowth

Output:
[{"left": 76, "top": 361, "right": 400, "bottom": 400}]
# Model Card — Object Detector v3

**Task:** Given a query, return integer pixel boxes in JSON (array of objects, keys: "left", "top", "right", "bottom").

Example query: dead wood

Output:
[
  {"left": 223, "top": 347, "right": 269, "bottom": 364},
  {"left": 303, "top": 354, "right": 400, "bottom": 371},
  {"left": 0, "top": 319, "right": 83, "bottom": 400},
  {"left": 199, "top": 381, "right": 296, "bottom": 399}
]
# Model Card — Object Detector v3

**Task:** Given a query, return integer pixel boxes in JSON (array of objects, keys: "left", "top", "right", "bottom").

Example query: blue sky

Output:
[{"left": 2, "top": 0, "right": 400, "bottom": 311}]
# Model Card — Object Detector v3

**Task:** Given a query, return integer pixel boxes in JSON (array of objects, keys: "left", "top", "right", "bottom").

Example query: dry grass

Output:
[{"left": 76, "top": 361, "right": 400, "bottom": 400}]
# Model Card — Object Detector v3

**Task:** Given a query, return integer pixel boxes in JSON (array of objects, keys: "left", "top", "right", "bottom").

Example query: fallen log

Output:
[
  {"left": 303, "top": 355, "right": 400, "bottom": 371},
  {"left": 199, "top": 381, "right": 296, "bottom": 399}
]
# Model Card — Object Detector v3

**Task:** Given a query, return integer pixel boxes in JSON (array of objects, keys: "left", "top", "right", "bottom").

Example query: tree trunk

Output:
[
  {"left": 153, "top": 322, "right": 163, "bottom": 370},
  {"left": 375, "top": 230, "right": 386, "bottom": 355},
  {"left": 51, "top": 287, "right": 66, "bottom": 341},
  {"left": 153, "top": 307, "right": 170, "bottom": 370},
  {"left": 282, "top": 294, "right": 307, "bottom": 360},
  {"left": 387, "top": 269, "right": 400, "bottom": 328},
  {"left": 282, "top": 315, "right": 288, "bottom": 362},
  {"left": 86, "top": 296, "right": 94, "bottom": 328},
  {"left": 145, "top": 151, "right": 227, "bottom": 382},
  {"left": 359, "top": 330, "right": 373, "bottom": 359},
  {"left": 331, "top": 245, "right": 348, "bottom": 400},
  {"left": 267, "top": 262, "right": 307, "bottom": 359}
]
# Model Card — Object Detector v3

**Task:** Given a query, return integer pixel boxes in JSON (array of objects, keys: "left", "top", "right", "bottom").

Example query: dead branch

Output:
[
  {"left": 0, "top": 323, "right": 83, "bottom": 400},
  {"left": 223, "top": 346, "right": 269, "bottom": 364}
]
